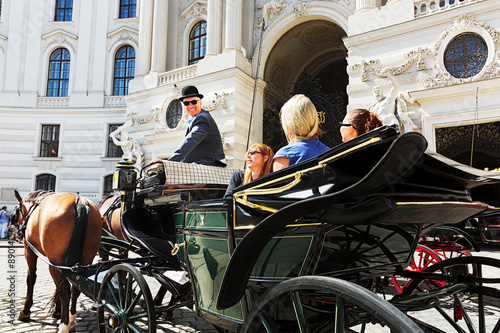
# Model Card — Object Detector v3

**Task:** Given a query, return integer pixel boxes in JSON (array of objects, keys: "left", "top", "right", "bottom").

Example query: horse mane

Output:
[
  {"left": 23, "top": 190, "right": 50, "bottom": 203},
  {"left": 97, "top": 192, "right": 120, "bottom": 208}
]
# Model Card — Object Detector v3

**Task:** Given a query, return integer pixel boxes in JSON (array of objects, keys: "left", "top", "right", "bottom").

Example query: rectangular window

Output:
[
  {"left": 55, "top": 0, "right": 73, "bottom": 21},
  {"left": 119, "top": 0, "right": 137, "bottom": 19},
  {"left": 40, "top": 125, "right": 60, "bottom": 157},
  {"left": 107, "top": 124, "right": 124, "bottom": 157}
]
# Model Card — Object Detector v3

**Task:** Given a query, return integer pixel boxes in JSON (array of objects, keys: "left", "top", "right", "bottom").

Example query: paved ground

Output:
[{"left": 0, "top": 237, "right": 499, "bottom": 332}]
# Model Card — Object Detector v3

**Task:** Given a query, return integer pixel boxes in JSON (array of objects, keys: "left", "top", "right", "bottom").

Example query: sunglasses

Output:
[
  {"left": 339, "top": 122, "right": 353, "bottom": 127},
  {"left": 183, "top": 100, "right": 199, "bottom": 106},
  {"left": 247, "top": 150, "right": 266, "bottom": 156}
]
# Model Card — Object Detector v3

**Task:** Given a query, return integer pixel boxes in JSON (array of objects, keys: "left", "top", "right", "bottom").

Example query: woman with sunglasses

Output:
[
  {"left": 273, "top": 94, "right": 330, "bottom": 171},
  {"left": 340, "top": 108, "right": 382, "bottom": 142},
  {"left": 224, "top": 143, "right": 274, "bottom": 198}
]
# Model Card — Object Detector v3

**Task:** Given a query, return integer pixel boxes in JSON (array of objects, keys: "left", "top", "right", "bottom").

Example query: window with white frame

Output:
[
  {"left": 113, "top": 46, "right": 135, "bottom": 96},
  {"left": 36, "top": 174, "right": 56, "bottom": 191},
  {"left": 54, "top": 0, "right": 73, "bottom": 21},
  {"left": 119, "top": 0, "right": 137, "bottom": 19},
  {"left": 107, "top": 124, "right": 124, "bottom": 157},
  {"left": 40, "top": 125, "right": 60, "bottom": 157},
  {"left": 47, "top": 48, "right": 71, "bottom": 97},
  {"left": 188, "top": 21, "right": 207, "bottom": 65}
]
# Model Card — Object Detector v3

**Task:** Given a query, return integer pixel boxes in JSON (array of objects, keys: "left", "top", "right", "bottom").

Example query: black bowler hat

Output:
[{"left": 178, "top": 85, "right": 204, "bottom": 101}]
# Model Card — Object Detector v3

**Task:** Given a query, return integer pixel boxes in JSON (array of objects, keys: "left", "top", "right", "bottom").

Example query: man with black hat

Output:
[{"left": 168, "top": 85, "right": 226, "bottom": 166}]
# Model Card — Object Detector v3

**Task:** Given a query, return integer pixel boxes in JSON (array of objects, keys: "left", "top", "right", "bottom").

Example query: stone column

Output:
[
  {"left": 136, "top": 0, "right": 154, "bottom": 76},
  {"left": 205, "top": 0, "right": 223, "bottom": 57},
  {"left": 355, "top": 0, "right": 377, "bottom": 13},
  {"left": 150, "top": 0, "right": 168, "bottom": 73},
  {"left": 224, "top": 0, "right": 242, "bottom": 52}
]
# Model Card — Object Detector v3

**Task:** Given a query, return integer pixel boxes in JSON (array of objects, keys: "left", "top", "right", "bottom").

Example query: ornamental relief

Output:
[
  {"left": 254, "top": 0, "right": 353, "bottom": 50},
  {"left": 349, "top": 47, "right": 431, "bottom": 82},
  {"left": 422, "top": 14, "right": 500, "bottom": 88},
  {"left": 107, "top": 31, "right": 139, "bottom": 53},
  {"left": 42, "top": 35, "right": 77, "bottom": 54}
]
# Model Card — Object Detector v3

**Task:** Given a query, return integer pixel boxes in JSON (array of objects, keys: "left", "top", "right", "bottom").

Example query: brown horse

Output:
[{"left": 14, "top": 190, "right": 102, "bottom": 333}]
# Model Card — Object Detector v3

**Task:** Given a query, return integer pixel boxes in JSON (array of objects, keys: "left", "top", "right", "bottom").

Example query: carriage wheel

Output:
[
  {"left": 240, "top": 276, "right": 423, "bottom": 333},
  {"left": 391, "top": 244, "right": 442, "bottom": 293},
  {"left": 96, "top": 263, "right": 156, "bottom": 333},
  {"left": 402, "top": 256, "right": 500, "bottom": 332}
]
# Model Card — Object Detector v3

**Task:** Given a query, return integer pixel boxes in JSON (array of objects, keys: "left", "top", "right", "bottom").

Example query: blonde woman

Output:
[
  {"left": 273, "top": 94, "right": 330, "bottom": 171},
  {"left": 224, "top": 143, "right": 274, "bottom": 198}
]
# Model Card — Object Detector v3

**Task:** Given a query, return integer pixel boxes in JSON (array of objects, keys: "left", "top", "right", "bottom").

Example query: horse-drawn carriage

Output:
[{"left": 16, "top": 126, "right": 500, "bottom": 332}]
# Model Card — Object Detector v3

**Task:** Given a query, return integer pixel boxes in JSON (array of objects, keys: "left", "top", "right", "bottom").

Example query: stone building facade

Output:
[{"left": 1, "top": 0, "right": 499, "bottom": 207}]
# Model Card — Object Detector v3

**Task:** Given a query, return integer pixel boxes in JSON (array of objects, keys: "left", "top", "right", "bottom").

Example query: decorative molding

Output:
[
  {"left": 294, "top": 0, "right": 307, "bottom": 17},
  {"left": 181, "top": 1, "right": 207, "bottom": 19},
  {"left": 349, "top": 47, "right": 431, "bottom": 82},
  {"left": 107, "top": 27, "right": 139, "bottom": 52},
  {"left": 41, "top": 29, "right": 78, "bottom": 53},
  {"left": 422, "top": 15, "right": 500, "bottom": 88},
  {"left": 203, "top": 91, "right": 233, "bottom": 111}
]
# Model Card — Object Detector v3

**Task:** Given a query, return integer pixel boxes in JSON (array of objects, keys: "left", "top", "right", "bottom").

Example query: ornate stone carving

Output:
[
  {"left": 294, "top": 0, "right": 307, "bottom": 17},
  {"left": 422, "top": 14, "right": 500, "bottom": 88},
  {"left": 109, "top": 118, "right": 145, "bottom": 169},
  {"left": 349, "top": 47, "right": 431, "bottom": 82},
  {"left": 107, "top": 30, "right": 139, "bottom": 52},
  {"left": 258, "top": 1, "right": 287, "bottom": 29},
  {"left": 43, "top": 34, "right": 77, "bottom": 53},
  {"left": 203, "top": 91, "right": 233, "bottom": 111}
]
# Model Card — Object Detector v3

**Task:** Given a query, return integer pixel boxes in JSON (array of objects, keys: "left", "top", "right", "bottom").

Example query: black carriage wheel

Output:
[
  {"left": 402, "top": 256, "right": 500, "bottom": 333},
  {"left": 240, "top": 276, "right": 423, "bottom": 333},
  {"left": 96, "top": 263, "right": 156, "bottom": 333}
]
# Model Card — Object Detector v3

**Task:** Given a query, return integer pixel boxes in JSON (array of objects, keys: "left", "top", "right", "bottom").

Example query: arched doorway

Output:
[
  {"left": 436, "top": 122, "right": 500, "bottom": 206},
  {"left": 262, "top": 20, "right": 348, "bottom": 153}
]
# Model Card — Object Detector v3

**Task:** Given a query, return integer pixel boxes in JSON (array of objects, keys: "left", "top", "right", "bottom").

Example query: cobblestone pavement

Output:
[{"left": 1, "top": 238, "right": 500, "bottom": 332}]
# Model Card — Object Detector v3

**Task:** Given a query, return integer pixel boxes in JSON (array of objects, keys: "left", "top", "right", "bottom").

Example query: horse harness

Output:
[
  {"left": 101, "top": 196, "right": 121, "bottom": 238},
  {"left": 19, "top": 192, "right": 89, "bottom": 271}
]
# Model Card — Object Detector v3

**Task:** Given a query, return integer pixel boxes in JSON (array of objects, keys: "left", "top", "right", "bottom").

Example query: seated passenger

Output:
[
  {"left": 168, "top": 85, "right": 226, "bottom": 167},
  {"left": 224, "top": 143, "right": 274, "bottom": 198},
  {"left": 340, "top": 109, "right": 383, "bottom": 142},
  {"left": 273, "top": 94, "right": 330, "bottom": 171}
]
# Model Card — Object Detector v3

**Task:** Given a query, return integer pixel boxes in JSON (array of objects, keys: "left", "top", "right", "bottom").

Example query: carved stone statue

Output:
[
  {"left": 109, "top": 118, "right": 145, "bottom": 169},
  {"left": 368, "top": 69, "right": 417, "bottom": 133},
  {"left": 260, "top": 1, "right": 287, "bottom": 28}
]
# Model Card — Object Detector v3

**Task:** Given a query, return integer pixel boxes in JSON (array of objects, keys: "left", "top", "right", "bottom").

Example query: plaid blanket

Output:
[{"left": 161, "top": 161, "right": 240, "bottom": 185}]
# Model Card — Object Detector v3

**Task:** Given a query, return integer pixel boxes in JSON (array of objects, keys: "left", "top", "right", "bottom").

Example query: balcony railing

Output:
[
  {"left": 104, "top": 96, "right": 126, "bottom": 107},
  {"left": 37, "top": 97, "right": 69, "bottom": 107},
  {"left": 158, "top": 65, "right": 197, "bottom": 86},
  {"left": 414, "top": 0, "right": 479, "bottom": 17}
]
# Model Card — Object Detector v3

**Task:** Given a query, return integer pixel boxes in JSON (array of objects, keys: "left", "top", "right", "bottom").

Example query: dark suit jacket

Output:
[{"left": 168, "top": 109, "right": 226, "bottom": 166}]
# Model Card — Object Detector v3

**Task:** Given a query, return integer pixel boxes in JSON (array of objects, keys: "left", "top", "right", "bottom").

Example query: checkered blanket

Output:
[{"left": 161, "top": 161, "right": 239, "bottom": 185}]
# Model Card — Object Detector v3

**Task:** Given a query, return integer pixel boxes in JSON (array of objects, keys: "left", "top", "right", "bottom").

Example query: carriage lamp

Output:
[{"left": 112, "top": 160, "right": 137, "bottom": 192}]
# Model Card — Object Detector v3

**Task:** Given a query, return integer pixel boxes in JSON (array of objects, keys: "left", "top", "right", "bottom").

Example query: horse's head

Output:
[{"left": 14, "top": 189, "right": 48, "bottom": 223}]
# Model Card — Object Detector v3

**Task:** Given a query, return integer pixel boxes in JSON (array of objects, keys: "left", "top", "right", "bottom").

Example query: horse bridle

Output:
[{"left": 17, "top": 192, "right": 56, "bottom": 229}]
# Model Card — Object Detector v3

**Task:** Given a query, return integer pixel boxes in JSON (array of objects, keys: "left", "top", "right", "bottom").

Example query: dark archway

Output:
[
  {"left": 436, "top": 122, "right": 500, "bottom": 206},
  {"left": 262, "top": 20, "right": 348, "bottom": 153}
]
